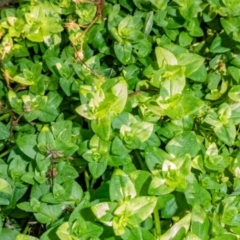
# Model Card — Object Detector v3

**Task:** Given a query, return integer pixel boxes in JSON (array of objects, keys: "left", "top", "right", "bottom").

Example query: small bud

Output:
[
  {"left": 72, "top": 0, "right": 81, "bottom": 4},
  {"left": 76, "top": 50, "right": 84, "bottom": 61},
  {"left": 23, "top": 105, "right": 32, "bottom": 113},
  {"left": 4, "top": 43, "right": 12, "bottom": 54},
  {"left": 64, "top": 20, "right": 79, "bottom": 30},
  {"left": 47, "top": 168, "right": 58, "bottom": 178}
]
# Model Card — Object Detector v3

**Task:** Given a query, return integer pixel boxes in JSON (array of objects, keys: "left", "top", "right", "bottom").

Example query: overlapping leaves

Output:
[{"left": 1, "top": 0, "right": 240, "bottom": 239}]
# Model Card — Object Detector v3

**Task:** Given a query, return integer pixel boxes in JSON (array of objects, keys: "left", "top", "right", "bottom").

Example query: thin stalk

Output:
[
  {"left": 0, "top": 113, "right": 9, "bottom": 121},
  {"left": 134, "top": 149, "right": 147, "bottom": 170},
  {"left": 66, "top": 115, "right": 77, "bottom": 121},
  {"left": 128, "top": 89, "right": 157, "bottom": 98},
  {"left": 153, "top": 206, "right": 161, "bottom": 237},
  {"left": 23, "top": 221, "right": 30, "bottom": 235},
  {"left": 84, "top": 169, "right": 90, "bottom": 190},
  {"left": 0, "top": 147, "right": 12, "bottom": 158},
  {"left": 90, "top": 178, "right": 96, "bottom": 189}
]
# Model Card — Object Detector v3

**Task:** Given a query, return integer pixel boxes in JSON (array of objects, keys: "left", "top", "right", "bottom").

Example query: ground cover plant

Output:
[{"left": 1, "top": 0, "right": 240, "bottom": 239}]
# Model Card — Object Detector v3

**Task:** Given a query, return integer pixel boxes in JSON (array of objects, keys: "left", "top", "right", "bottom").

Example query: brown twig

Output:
[
  {"left": 45, "top": 146, "right": 64, "bottom": 188},
  {"left": 71, "top": 0, "right": 105, "bottom": 76},
  {"left": 95, "top": 0, "right": 105, "bottom": 19},
  {"left": 0, "top": 58, "right": 13, "bottom": 90},
  {"left": 128, "top": 90, "right": 144, "bottom": 97},
  {"left": 0, "top": 0, "right": 18, "bottom": 10},
  {"left": 9, "top": 111, "right": 24, "bottom": 141},
  {"left": 2, "top": 70, "right": 13, "bottom": 90},
  {"left": 128, "top": 89, "right": 158, "bottom": 98},
  {"left": 72, "top": 0, "right": 105, "bottom": 48}
]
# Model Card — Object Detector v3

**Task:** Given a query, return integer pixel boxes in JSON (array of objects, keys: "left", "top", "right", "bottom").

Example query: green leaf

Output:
[
  {"left": 7, "top": 90, "right": 23, "bottom": 114},
  {"left": 71, "top": 218, "right": 104, "bottom": 239},
  {"left": 129, "top": 170, "right": 151, "bottom": 196},
  {"left": 133, "top": 38, "right": 152, "bottom": 57},
  {"left": 0, "top": 122, "right": 10, "bottom": 140},
  {"left": 15, "top": 234, "right": 38, "bottom": 240},
  {"left": 0, "top": 216, "right": 2, "bottom": 235},
  {"left": 145, "top": 146, "right": 171, "bottom": 171},
  {"left": 3, "top": 0, "right": 240, "bottom": 238},
  {"left": 131, "top": 122, "right": 154, "bottom": 142},
  {"left": 17, "top": 202, "right": 33, "bottom": 212},
  {"left": 221, "top": 196, "right": 240, "bottom": 226},
  {"left": 114, "top": 196, "right": 157, "bottom": 225},
  {"left": 38, "top": 126, "right": 54, "bottom": 148},
  {"left": 51, "top": 120, "right": 72, "bottom": 142},
  {"left": 211, "top": 235, "right": 238, "bottom": 240},
  {"left": 12, "top": 43, "right": 29, "bottom": 58},
  {"left": 38, "top": 105, "right": 59, "bottom": 122},
  {"left": 190, "top": 204, "right": 210, "bottom": 240},
  {"left": 210, "top": 34, "right": 234, "bottom": 53},
  {"left": 59, "top": 77, "right": 74, "bottom": 96},
  {"left": 0, "top": 178, "right": 12, "bottom": 194},
  {"left": 188, "top": 64, "right": 207, "bottom": 82},
  {"left": 75, "top": 3, "right": 97, "bottom": 25},
  {"left": 110, "top": 169, "right": 136, "bottom": 201},
  {"left": 230, "top": 55, "right": 240, "bottom": 68},
  {"left": 16, "top": 134, "right": 38, "bottom": 159},
  {"left": 178, "top": 53, "right": 204, "bottom": 76},
  {"left": 62, "top": 180, "right": 83, "bottom": 203},
  {"left": 150, "top": 0, "right": 169, "bottom": 9},
  {"left": 160, "top": 213, "right": 191, "bottom": 240},
  {"left": 0, "top": 228, "right": 19, "bottom": 240},
  {"left": 155, "top": 47, "right": 178, "bottom": 68},
  {"left": 120, "top": 29, "right": 145, "bottom": 43},
  {"left": 119, "top": 0, "right": 134, "bottom": 11},
  {"left": 144, "top": 11, "right": 154, "bottom": 37},
  {"left": 12, "top": 75, "right": 34, "bottom": 85},
  {"left": 221, "top": 17, "right": 240, "bottom": 42},
  {"left": 56, "top": 222, "right": 72, "bottom": 240},
  {"left": 91, "top": 201, "right": 118, "bottom": 225},
  {"left": 228, "top": 66, "right": 240, "bottom": 83},
  {"left": 111, "top": 136, "right": 130, "bottom": 155},
  {"left": 122, "top": 227, "right": 155, "bottom": 240},
  {"left": 148, "top": 176, "right": 175, "bottom": 195},
  {"left": 205, "top": 154, "right": 231, "bottom": 172},
  {"left": 8, "top": 156, "right": 27, "bottom": 180},
  {"left": 179, "top": 31, "right": 193, "bottom": 47},
  {"left": 161, "top": 195, "right": 178, "bottom": 218},
  {"left": 112, "top": 112, "right": 130, "bottom": 130},
  {"left": 159, "top": 65, "right": 186, "bottom": 98},
  {"left": 114, "top": 42, "right": 133, "bottom": 65},
  {"left": 55, "top": 162, "right": 79, "bottom": 183},
  {"left": 228, "top": 85, "right": 240, "bottom": 101},
  {"left": 185, "top": 181, "right": 211, "bottom": 208},
  {"left": 33, "top": 203, "right": 62, "bottom": 224},
  {"left": 89, "top": 161, "right": 108, "bottom": 179},
  {"left": 214, "top": 124, "right": 236, "bottom": 146},
  {"left": 166, "top": 131, "right": 201, "bottom": 157},
  {"left": 110, "top": 78, "right": 128, "bottom": 114}
]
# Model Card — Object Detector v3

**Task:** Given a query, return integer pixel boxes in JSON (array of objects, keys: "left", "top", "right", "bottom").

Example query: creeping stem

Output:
[
  {"left": 84, "top": 169, "right": 90, "bottom": 190},
  {"left": 153, "top": 205, "right": 161, "bottom": 237},
  {"left": 134, "top": 149, "right": 148, "bottom": 171}
]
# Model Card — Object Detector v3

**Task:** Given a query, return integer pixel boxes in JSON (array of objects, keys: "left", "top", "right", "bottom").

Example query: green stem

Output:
[
  {"left": 0, "top": 113, "right": 10, "bottom": 121},
  {"left": 90, "top": 178, "right": 96, "bottom": 189},
  {"left": 84, "top": 169, "right": 90, "bottom": 190},
  {"left": 153, "top": 206, "right": 161, "bottom": 237},
  {"left": 66, "top": 115, "right": 77, "bottom": 121},
  {"left": 23, "top": 221, "right": 30, "bottom": 235},
  {"left": 0, "top": 147, "right": 12, "bottom": 158},
  {"left": 134, "top": 149, "right": 147, "bottom": 170}
]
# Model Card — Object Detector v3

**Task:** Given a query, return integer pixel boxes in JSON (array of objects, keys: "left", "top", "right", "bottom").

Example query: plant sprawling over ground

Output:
[{"left": 1, "top": 0, "right": 240, "bottom": 239}]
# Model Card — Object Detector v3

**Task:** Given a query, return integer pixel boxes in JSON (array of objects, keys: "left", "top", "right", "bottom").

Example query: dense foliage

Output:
[{"left": 1, "top": 0, "right": 240, "bottom": 239}]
